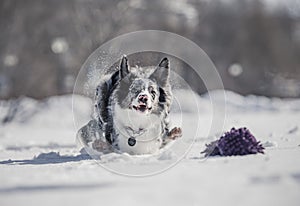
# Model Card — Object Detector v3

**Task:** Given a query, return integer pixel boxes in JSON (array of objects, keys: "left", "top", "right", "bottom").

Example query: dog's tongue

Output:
[
  {"left": 138, "top": 104, "right": 147, "bottom": 112},
  {"left": 132, "top": 103, "right": 148, "bottom": 112}
]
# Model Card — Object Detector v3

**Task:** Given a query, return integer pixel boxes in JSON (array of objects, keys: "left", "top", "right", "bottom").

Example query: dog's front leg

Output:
[
  {"left": 161, "top": 127, "right": 182, "bottom": 147},
  {"left": 167, "top": 127, "right": 182, "bottom": 140},
  {"left": 77, "top": 119, "right": 113, "bottom": 153}
]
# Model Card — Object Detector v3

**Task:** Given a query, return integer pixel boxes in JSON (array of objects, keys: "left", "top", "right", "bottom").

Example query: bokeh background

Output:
[{"left": 1, "top": 0, "right": 300, "bottom": 99}]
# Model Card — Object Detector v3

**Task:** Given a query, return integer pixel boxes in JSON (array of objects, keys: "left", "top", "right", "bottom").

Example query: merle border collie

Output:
[{"left": 77, "top": 55, "right": 182, "bottom": 155}]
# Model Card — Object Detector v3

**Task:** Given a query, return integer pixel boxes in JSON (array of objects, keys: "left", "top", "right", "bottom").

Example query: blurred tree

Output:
[{"left": 0, "top": 0, "right": 299, "bottom": 99}]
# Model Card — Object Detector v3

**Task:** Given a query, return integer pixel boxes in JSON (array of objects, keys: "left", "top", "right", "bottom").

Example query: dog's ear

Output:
[
  {"left": 150, "top": 57, "right": 170, "bottom": 87},
  {"left": 119, "top": 55, "right": 130, "bottom": 78}
]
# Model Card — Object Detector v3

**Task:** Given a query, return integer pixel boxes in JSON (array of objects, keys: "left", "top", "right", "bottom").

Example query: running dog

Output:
[{"left": 77, "top": 56, "right": 182, "bottom": 155}]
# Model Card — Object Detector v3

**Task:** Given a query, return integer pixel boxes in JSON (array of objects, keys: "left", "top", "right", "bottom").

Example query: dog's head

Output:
[{"left": 114, "top": 56, "right": 171, "bottom": 115}]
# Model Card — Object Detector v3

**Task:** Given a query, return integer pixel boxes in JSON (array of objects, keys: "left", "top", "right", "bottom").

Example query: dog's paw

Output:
[
  {"left": 92, "top": 139, "right": 112, "bottom": 152},
  {"left": 167, "top": 127, "right": 182, "bottom": 140}
]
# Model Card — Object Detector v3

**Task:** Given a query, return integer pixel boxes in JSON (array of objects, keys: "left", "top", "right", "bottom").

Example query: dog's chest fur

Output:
[{"left": 112, "top": 104, "right": 163, "bottom": 154}]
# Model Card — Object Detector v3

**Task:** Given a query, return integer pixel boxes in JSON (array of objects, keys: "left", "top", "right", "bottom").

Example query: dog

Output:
[{"left": 77, "top": 55, "right": 182, "bottom": 155}]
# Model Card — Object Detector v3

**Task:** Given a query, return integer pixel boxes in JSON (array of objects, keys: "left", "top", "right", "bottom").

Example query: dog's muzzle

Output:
[{"left": 132, "top": 94, "right": 152, "bottom": 113}]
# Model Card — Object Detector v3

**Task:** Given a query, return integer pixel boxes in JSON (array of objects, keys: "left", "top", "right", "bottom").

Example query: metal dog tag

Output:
[{"left": 128, "top": 137, "right": 136, "bottom": 146}]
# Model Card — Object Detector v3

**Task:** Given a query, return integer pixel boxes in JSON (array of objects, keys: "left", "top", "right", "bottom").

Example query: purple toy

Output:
[{"left": 202, "top": 127, "right": 265, "bottom": 157}]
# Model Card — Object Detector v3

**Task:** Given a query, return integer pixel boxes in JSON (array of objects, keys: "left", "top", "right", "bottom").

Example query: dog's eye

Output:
[
  {"left": 130, "top": 87, "right": 139, "bottom": 95},
  {"left": 148, "top": 86, "right": 157, "bottom": 99}
]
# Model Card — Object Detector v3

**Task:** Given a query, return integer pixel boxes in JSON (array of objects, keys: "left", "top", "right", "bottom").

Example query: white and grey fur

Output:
[{"left": 77, "top": 56, "right": 182, "bottom": 155}]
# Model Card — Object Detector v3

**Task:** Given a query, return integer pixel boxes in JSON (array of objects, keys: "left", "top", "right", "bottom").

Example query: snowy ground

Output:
[{"left": 0, "top": 91, "right": 300, "bottom": 206}]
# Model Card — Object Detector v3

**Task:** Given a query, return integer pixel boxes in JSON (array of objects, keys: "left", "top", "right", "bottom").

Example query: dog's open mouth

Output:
[{"left": 132, "top": 104, "right": 152, "bottom": 113}]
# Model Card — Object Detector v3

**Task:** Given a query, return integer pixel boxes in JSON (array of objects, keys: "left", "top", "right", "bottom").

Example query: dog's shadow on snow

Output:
[
  {"left": 0, "top": 152, "right": 91, "bottom": 165},
  {"left": 0, "top": 182, "right": 114, "bottom": 194}
]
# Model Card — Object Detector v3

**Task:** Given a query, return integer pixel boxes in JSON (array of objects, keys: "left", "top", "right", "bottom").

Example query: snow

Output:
[{"left": 1, "top": 90, "right": 300, "bottom": 206}]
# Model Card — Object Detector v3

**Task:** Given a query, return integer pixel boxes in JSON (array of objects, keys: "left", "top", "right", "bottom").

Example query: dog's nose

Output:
[{"left": 138, "top": 94, "right": 148, "bottom": 103}]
